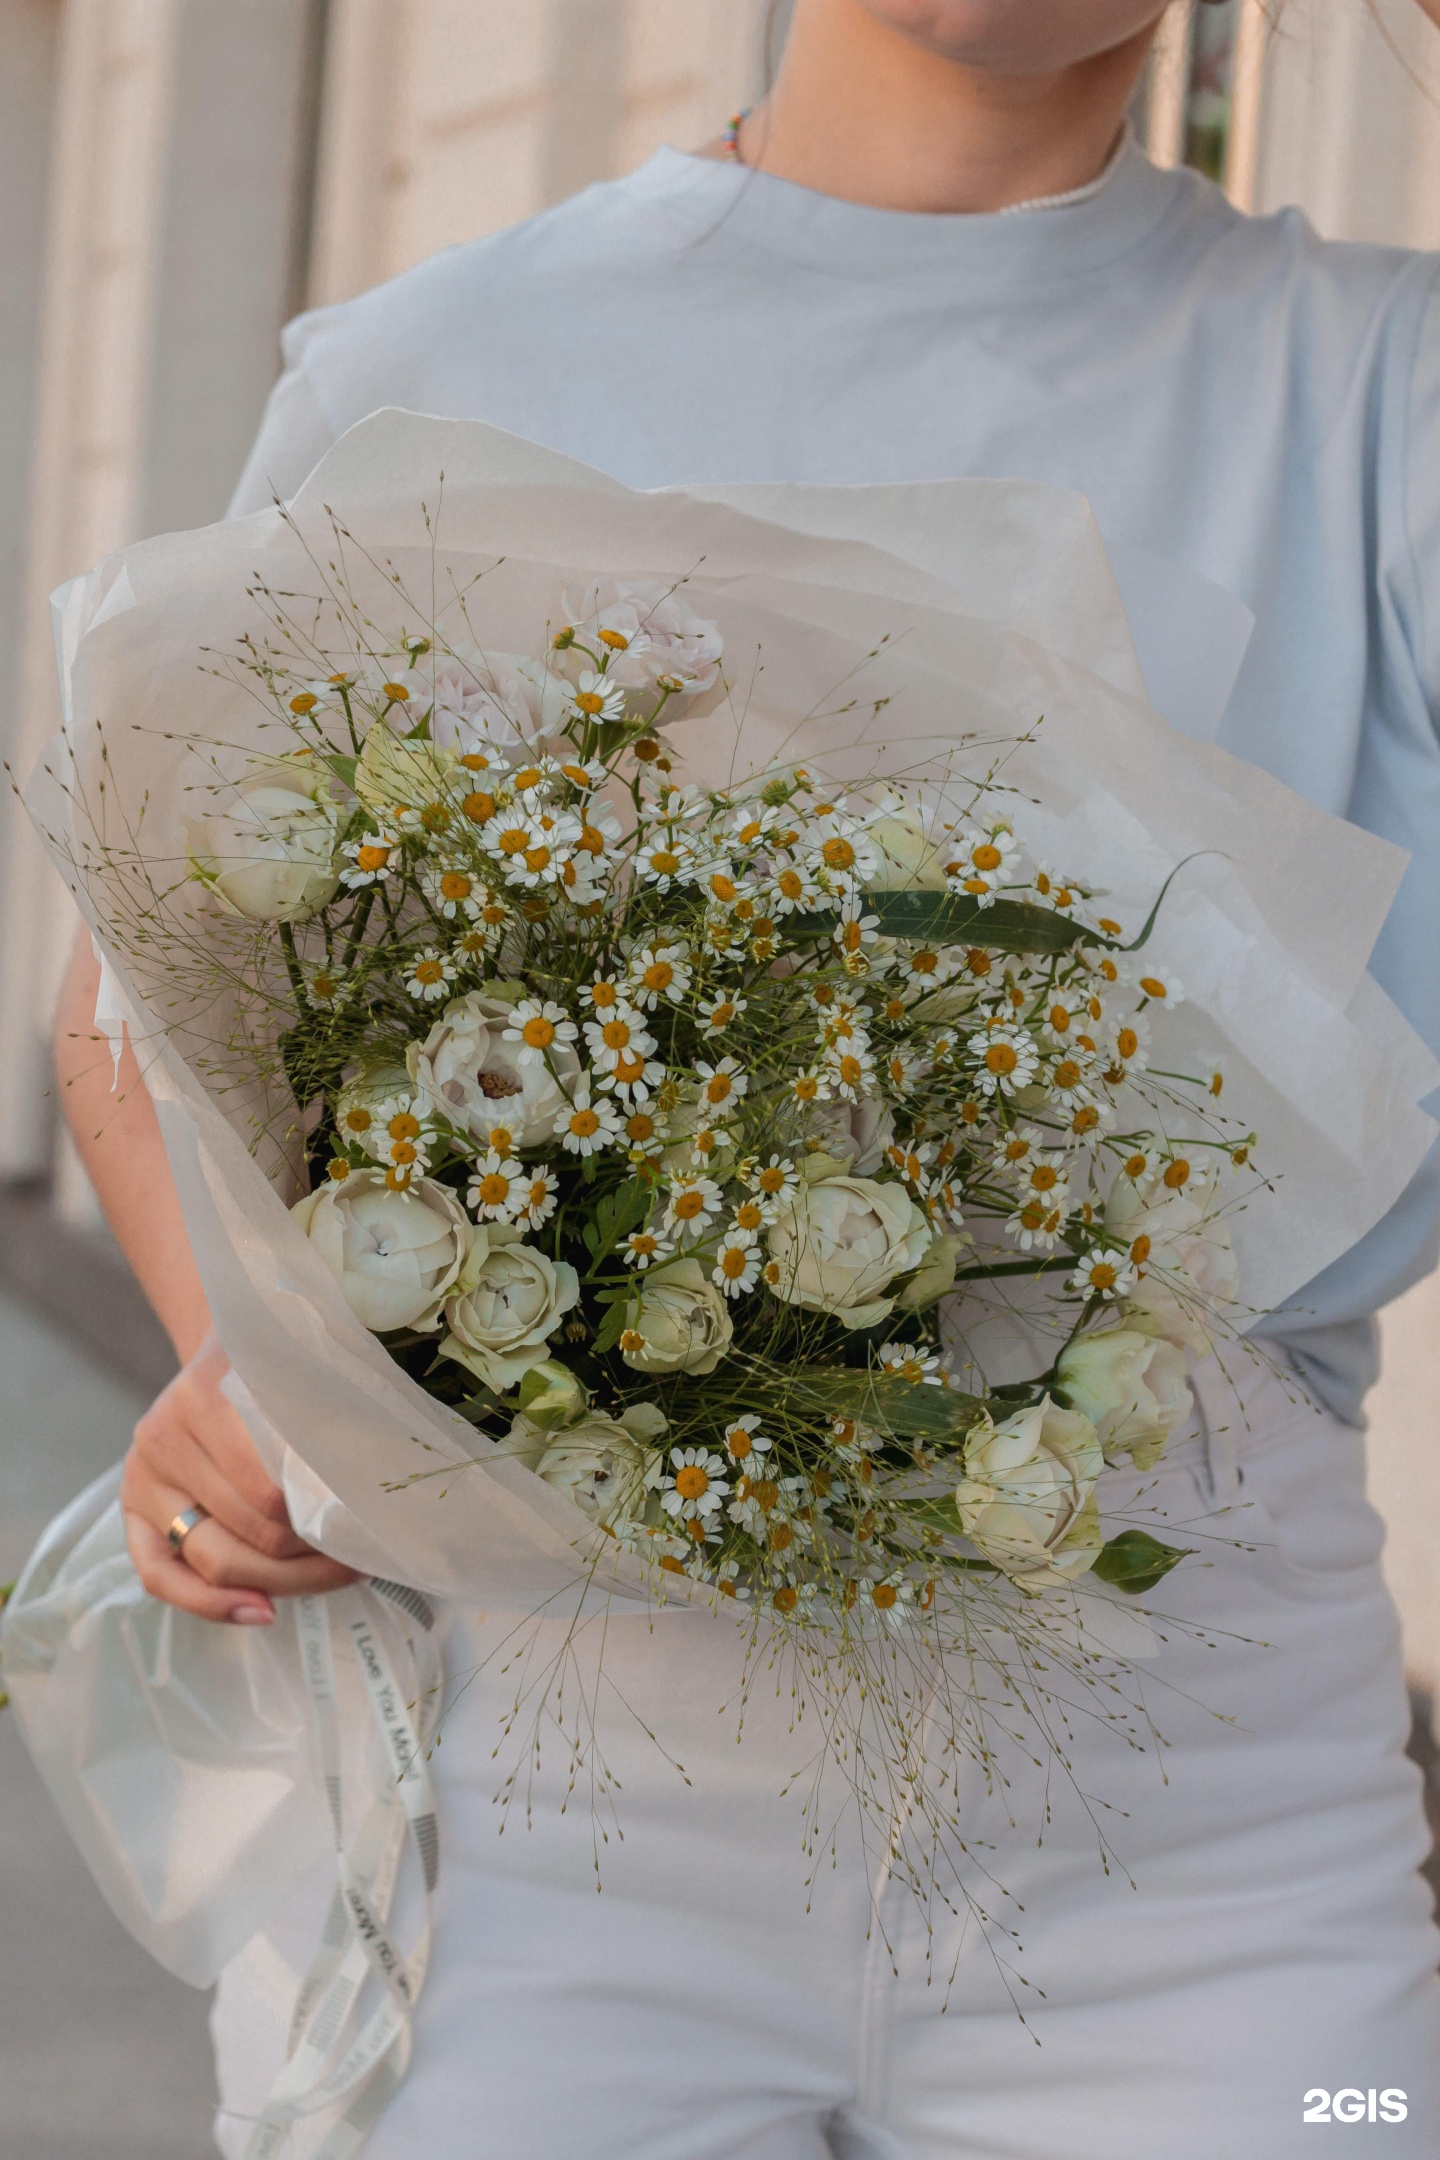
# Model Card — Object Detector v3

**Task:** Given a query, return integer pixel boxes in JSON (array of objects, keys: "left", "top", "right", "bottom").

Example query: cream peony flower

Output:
[
  {"left": 408, "top": 990, "right": 581, "bottom": 1149},
  {"left": 955, "top": 1398, "right": 1105, "bottom": 1588},
  {"left": 1055, "top": 1326, "right": 1192, "bottom": 1470},
  {"left": 495, "top": 1402, "right": 666, "bottom": 1528},
  {"left": 1106, "top": 1167, "right": 1241, "bottom": 1356},
  {"left": 292, "top": 1170, "right": 469, "bottom": 1332},
  {"left": 766, "top": 1170, "right": 933, "bottom": 1330},
  {"left": 439, "top": 1223, "right": 579, "bottom": 1390},
  {"left": 621, "top": 1257, "right": 734, "bottom": 1375},
  {"left": 563, "top": 579, "right": 723, "bottom": 699},
  {"left": 353, "top": 721, "right": 459, "bottom": 817},
  {"left": 422, "top": 647, "right": 572, "bottom": 761},
  {"left": 185, "top": 754, "right": 339, "bottom": 921}
]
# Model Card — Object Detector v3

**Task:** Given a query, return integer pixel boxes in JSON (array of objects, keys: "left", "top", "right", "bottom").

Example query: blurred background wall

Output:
[{"left": 0, "top": 0, "right": 1437, "bottom": 1679}]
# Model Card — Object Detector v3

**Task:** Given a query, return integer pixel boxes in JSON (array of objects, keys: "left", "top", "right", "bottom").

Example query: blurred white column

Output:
[
  {"left": 310, "top": 0, "right": 770, "bottom": 307},
  {"left": 0, "top": 0, "right": 182, "bottom": 1180}
]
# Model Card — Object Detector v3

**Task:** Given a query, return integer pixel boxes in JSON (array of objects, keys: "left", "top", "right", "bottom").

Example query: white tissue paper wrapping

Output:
[{"left": 6, "top": 412, "right": 1437, "bottom": 1985}]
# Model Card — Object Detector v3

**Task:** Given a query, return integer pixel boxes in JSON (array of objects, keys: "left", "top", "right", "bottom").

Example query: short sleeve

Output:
[{"left": 226, "top": 339, "right": 338, "bottom": 517}]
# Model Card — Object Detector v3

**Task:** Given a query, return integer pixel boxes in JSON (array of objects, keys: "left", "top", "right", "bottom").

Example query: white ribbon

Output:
[{"left": 244, "top": 1578, "right": 442, "bottom": 2159}]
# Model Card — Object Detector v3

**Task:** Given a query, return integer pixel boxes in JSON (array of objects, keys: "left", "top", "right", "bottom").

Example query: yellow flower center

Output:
[
  {"left": 612, "top": 1052, "right": 647, "bottom": 1084},
  {"left": 674, "top": 1465, "right": 709, "bottom": 1500},
  {"left": 777, "top": 868, "right": 804, "bottom": 900},
  {"left": 972, "top": 841, "right": 1003, "bottom": 872},
  {"left": 355, "top": 844, "right": 390, "bottom": 872},
  {"left": 734, "top": 1202, "right": 763, "bottom": 1231},
  {"left": 985, "top": 1043, "right": 1018, "bottom": 1076},
  {"left": 1072, "top": 1107, "right": 1100, "bottom": 1134},
  {"left": 1163, "top": 1158, "right": 1191, "bottom": 1189},
  {"left": 601, "top": 1018, "right": 632, "bottom": 1049},
  {"left": 643, "top": 961, "right": 674, "bottom": 992},
  {"left": 773, "top": 1586, "right": 798, "bottom": 1613},
  {"left": 620, "top": 1328, "right": 646, "bottom": 1353},
  {"left": 872, "top": 1583, "right": 898, "bottom": 1610},
  {"left": 576, "top": 691, "right": 605, "bottom": 716},
  {"left": 1139, "top": 976, "right": 1168, "bottom": 1000},
  {"left": 757, "top": 1166, "right": 786, "bottom": 1193},
  {"left": 289, "top": 692, "right": 317, "bottom": 714},
  {"left": 1131, "top": 1234, "right": 1152, "bottom": 1265},
  {"left": 672, "top": 1189, "right": 706, "bottom": 1221},
  {"left": 522, "top": 1015, "right": 556, "bottom": 1049},
  {"left": 463, "top": 790, "right": 496, "bottom": 824},
  {"left": 720, "top": 1247, "right": 749, "bottom": 1279},
  {"left": 649, "top": 849, "right": 681, "bottom": 876},
  {"left": 497, "top": 826, "right": 530, "bottom": 854},
  {"left": 1049, "top": 1005, "right": 1071, "bottom": 1032},
  {"left": 414, "top": 959, "right": 444, "bottom": 984},
  {"left": 1029, "top": 1164, "right": 1059, "bottom": 1192},
  {"left": 598, "top": 627, "right": 629, "bottom": 649},
  {"left": 590, "top": 981, "right": 618, "bottom": 1008},
  {"left": 838, "top": 1055, "right": 864, "bottom": 1086},
  {"left": 477, "top": 1172, "right": 512, "bottom": 1207},
  {"left": 382, "top": 682, "right": 410, "bottom": 701},
  {"left": 1116, "top": 1028, "right": 1139, "bottom": 1060},
  {"left": 769, "top": 1522, "right": 793, "bottom": 1551},
  {"left": 710, "top": 873, "right": 736, "bottom": 903},
  {"left": 726, "top": 1428, "right": 753, "bottom": 1459},
  {"left": 524, "top": 845, "right": 551, "bottom": 873},
  {"left": 327, "top": 1159, "right": 350, "bottom": 1181},
  {"left": 388, "top": 1112, "right": 420, "bottom": 1140},
  {"left": 626, "top": 1112, "right": 655, "bottom": 1142},
  {"left": 570, "top": 1107, "right": 600, "bottom": 1138},
  {"left": 822, "top": 836, "right": 856, "bottom": 870},
  {"left": 440, "top": 872, "right": 472, "bottom": 900},
  {"left": 1053, "top": 1059, "right": 1080, "bottom": 1088},
  {"left": 1088, "top": 1262, "right": 1118, "bottom": 1291},
  {"left": 343, "top": 1107, "right": 372, "bottom": 1132},
  {"left": 705, "top": 1072, "right": 733, "bottom": 1104}
]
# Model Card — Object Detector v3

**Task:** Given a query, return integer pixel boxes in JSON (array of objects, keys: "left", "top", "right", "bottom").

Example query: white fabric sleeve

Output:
[
  {"left": 1400, "top": 267, "right": 1440, "bottom": 729},
  {"left": 226, "top": 346, "right": 338, "bottom": 517}
]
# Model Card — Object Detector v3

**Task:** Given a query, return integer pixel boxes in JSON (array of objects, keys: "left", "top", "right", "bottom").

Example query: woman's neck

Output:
[{"left": 709, "top": 0, "right": 1158, "bottom": 214}]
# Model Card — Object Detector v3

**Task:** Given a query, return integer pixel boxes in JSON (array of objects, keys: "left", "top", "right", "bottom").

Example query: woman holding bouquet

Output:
[{"left": 55, "top": 1, "right": 1440, "bottom": 2153}]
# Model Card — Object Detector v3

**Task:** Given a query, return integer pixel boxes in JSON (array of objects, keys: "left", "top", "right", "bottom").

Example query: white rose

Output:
[
  {"left": 867, "top": 809, "right": 948, "bottom": 892},
  {"left": 1106, "top": 1170, "right": 1241, "bottom": 1356},
  {"left": 766, "top": 1171, "right": 933, "bottom": 1330},
  {"left": 408, "top": 990, "right": 580, "bottom": 1148},
  {"left": 805, "top": 1095, "right": 895, "bottom": 1174},
  {"left": 495, "top": 1403, "right": 666, "bottom": 1527},
  {"left": 292, "top": 1170, "right": 469, "bottom": 1332},
  {"left": 353, "top": 721, "right": 458, "bottom": 816},
  {"left": 622, "top": 1258, "right": 734, "bottom": 1375},
  {"left": 563, "top": 578, "right": 723, "bottom": 698},
  {"left": 955, "top": 1398, "right": 1105, "bottom": 1588},
  {"left": 185, "top": 754, "right": 339, "bottom": 921},
  {"left": 1055, "top": 1327, "right": 1192, "bottom": 1471},
  {"left": 440, "top": 1224, "right": 580, "bottom": 1390}
]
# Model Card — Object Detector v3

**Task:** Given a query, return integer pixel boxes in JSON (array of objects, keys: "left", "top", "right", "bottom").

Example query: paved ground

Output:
[{"left": 0, "top": 1291, "right": 217, "bottom": 2160}]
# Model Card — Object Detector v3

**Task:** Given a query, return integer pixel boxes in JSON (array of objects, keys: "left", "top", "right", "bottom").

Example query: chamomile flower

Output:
[
  {"left": 695, "top": 1056, "right": 748, "bottom": 1117},
  {"left": 858, "top": 1574, "right": 916, "bottom": 1630},
  {"left": 822, "top": 1041, "right": 877, "bottom": 1103},
  {"left": 1134, "top": 968, "right": 1184, "bottom": 1009},
  {"left": 659, "top": 1447, "right": 730, "bottom": 1522},
  {"left": 403, "top": 947, "right": 459, "bottom": 1002},
  {"left": 622, "top": 1229, "right": 674, "bottom": 1269},
  {"left": 767, "top": 861, "right": 823, "bottom": 915},
  {"left": 467, "top": 1151, "right": 526, "bottom": 1221},
  {"left": 877, "top": 1343, "right": 946, "bottom": 1386},
  {"left": 719, "top": 1414, "right": 772, "bottom": 1465},
  {"left": 832, "top": 906, "right": 882, "bottom": 969},
  {"left": 713, "top": 1236, "right": 762, "bottom": 1298},
  {"left": 513, "top": 1168, "right": 559, "bottom": 1230},
  {"left": 422, "top": 861, "right": 485, "bottom": 921},
  {"left": 698, "top": 992, "right": 747, "bottom": 1036},
  {"left": 1068, "top": 1252, "right": 1137, "bottom": 1301},
  {"left": 305, "top": 962, "right": 350, "bottom": 1010},
  {"left": 554, "top": 1085, "right": 622, "bottom": 1156},
  {"left": 504, "top": 999, "right": 578, "bottom": 1068},
  {"left": 1045, "top": 1048, "right": 1098, "bottom": 1108},
  {"left": 626, "top": 943, "right": 692, "bottom": 1009},
  {"left": 566, "top": 669, "right": 626, "bottom": 726},
  {"left": 740, "top": 1154, "right": 799, "bottom": 1209},
  {"left": 580, "top": 975, "right": 624, "bottom": 1015},
  {"left": 634, "top": 832, "right": 701, "bottom": 891},
  {"left": 1105, "top": 1014, "right": 1151, "bottom": 1078},
  {"left": 992, "top": 1124, "right": 1045, "bottom": 1173},
  {"left": 583, "top": 1008, "right": 656, "bottom": 1071},
  {"left": 943, "top": 821, "right": 1021, "bottom": 900},
  {"left": 1007, "top": 1195, "right": 1071, "bottom": 1252},
  {"left": 339, "top": 825, "right": 400, "bottom": 888},
  {"left": 967, "top": 1024, "right": 1039, "bottom": 1097},
  {"left": 664, "top": 1174, "right": 723, "bottom": 1239}
]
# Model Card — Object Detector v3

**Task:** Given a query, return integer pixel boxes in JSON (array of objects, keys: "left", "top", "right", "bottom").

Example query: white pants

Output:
[{"left": 214, "top": 1359, "right": 1440, "bottom": 2157}]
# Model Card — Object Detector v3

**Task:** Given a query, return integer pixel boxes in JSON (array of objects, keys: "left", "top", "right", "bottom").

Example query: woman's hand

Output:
[{"left": 121, "top": 1331, "right": 359, "bottom": 1624}]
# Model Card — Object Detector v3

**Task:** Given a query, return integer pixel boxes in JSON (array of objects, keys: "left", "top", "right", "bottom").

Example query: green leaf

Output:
[
  {"left": 1090, "top": 1528, "right": 1191, "bottom": 1595},
  {"left": 323, "top": 752, "right": 358, "bottom": 790},
  {"left": 591, "top": 1297, "right": 632, "bottom": 1356},
  {"left": 744, "top": 1367, "right": 986, "bottom": 1444},
  {"left": 787, "top": 892, "right": 1101, "bottom": 955}
]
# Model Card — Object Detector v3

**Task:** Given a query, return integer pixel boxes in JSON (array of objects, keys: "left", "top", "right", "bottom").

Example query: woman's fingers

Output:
[
  {"left": 125, "top": 1512, "right": 276, "bottom": 1626},
  {"left": 128, "top": 1406, "right": 311, "bottom": 1561},
  {"left": 174, "top": 1510, "right": 359, "bottom": 1598},
  {"left": 134, "top": 1348, "right": 310, "bottom": 1558}
]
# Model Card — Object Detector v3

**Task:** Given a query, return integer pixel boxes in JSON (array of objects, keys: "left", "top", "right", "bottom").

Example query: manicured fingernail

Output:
[{"left": 229, "top": 1604, "right": 274, "bottom": 1625}]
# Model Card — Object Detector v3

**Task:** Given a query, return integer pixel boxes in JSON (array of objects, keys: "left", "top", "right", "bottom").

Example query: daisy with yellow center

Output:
[
  {"left": 664, "top": 1175, "right": 723, "bottom": 1239},
  {"left": 1068, "top": 1253, "right": 1136, "bottom": 1301},
  {"left": 877, "top": 1342, "right": 944, "bottom": 1387},
  {"left": 722, "top": 1415, "right": 770, "bottom": 1463},
  {"left": 699, "top": 993, "right": 746, "bottom": 1036},
  {"left": 712, "top": 1237, "right": 761, "bottom": 1299},
  {"left": 659, "top": 1447, "right": 730, "bottom": 1523},
  {"left": 467, "top": 1151, "right": 525, "bottom": 1221},
  {"left": 513, "top": 1169, "right": 558, "bottom": 1230},
  {"left": 339, "top": 826, "right": 399, "bottom": 887},
  {"left": 503, "top": 998, "right": 578, "bottom": 1068},
  {"left": 567, "top": 669, "right": 625, "bottom": 725},
  {"left": 554, "top": 1084, "right": 621, "bottom": 1156},
  {"left": 696, "top": 1056, "right": 747, "bottom": 1113},
  {"left": 966, "top": 1026, "right": 1037, "bottom": 1097},
  {"left": 622, "top": 1229, "right": 674, "bottom": 1270},
  {"left": 403, "top": 947, "right": 458, "bottom": 1002},
  {"left": 626, "top": 943, "right": 692, "bottom": 1009}
]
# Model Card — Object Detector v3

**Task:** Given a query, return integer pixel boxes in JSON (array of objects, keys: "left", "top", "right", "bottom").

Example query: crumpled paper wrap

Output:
[{"left": 22, "top": 411, "right": 1440, "bottom": 1612}]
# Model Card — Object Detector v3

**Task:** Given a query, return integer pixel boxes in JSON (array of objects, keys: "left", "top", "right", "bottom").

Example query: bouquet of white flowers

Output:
[
  {"left": 166, "top": 562, "right": 1253, "bottom": 1626},
  {"left": 10, "top": 419, "right": 1436, "bottom": 2147}
]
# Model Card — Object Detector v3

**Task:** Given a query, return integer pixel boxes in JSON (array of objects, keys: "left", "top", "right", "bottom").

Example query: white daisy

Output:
[
  {"left": 513, "top": 1168, "right": 558, "bottom": 1231},
  {"left": 719, "top": 1414, "right": 772, "bottom": 1466},
  {"left": 1068, "top": 1252, "right": 1137, "bottom": 1302},
  {"left": 403, "top": 946, "right": 459, "bottom": 1002},
  {"left": 503, "top": 998, "right": 579, "bottom": 1068},
  {"left": 664, "top": 1174, "right": 723, "bottom": 1239},
  {"left": 695, "top": 1056, "right": 748, "bottom": 1118},
  {"left": 626, "top": 943, "right": 693, "bottom": 1009},
  {"left": 658, "top": 1447, "right": 731, "bottom": 1522},
  {"left": 422, "top": 861, "right": 484, "bottom": 921},
  {"left": 712, "top": 1237, "right": 761, "bottom": 1299},
  {"left": 467, "top": 1151, "right": 527, "bottom": 1221},
  {"left": 566, "top": 669, "right": 626, "bottom": 727},
  {"left": 698, "top": 992, "right": 747, "bottom": 1036},
  {"left": 877, "top": 1343, "right": 946, "bottom": 1387},
  {"left": 622, "top": 1229, "right": 674, "bottom": 1269},
  {"left": 554, "top": 1084, "right": 622, "bottom": 1157},
  {"left": 339, "top": 826, "right": 400, "bottom": 888}
]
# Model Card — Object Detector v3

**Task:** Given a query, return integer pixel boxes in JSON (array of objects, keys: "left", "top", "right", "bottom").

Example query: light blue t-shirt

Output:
[{"left": 231, "top": 138, "right": 1440, "bottom": 1425}]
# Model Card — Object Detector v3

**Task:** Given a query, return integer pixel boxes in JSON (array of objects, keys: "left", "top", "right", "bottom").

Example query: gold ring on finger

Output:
[{"left": 167, "top": 1504, "right": 210, "bottom": 1555}]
